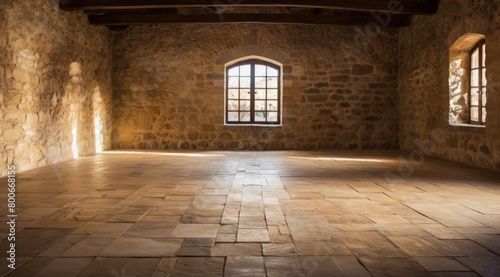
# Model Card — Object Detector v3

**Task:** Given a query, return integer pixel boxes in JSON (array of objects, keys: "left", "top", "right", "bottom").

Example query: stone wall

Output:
[
  {"left": 0, "top": 0, "right": 113, "bottom": 176},
  {"left": 112, "top": 24, "right": 399, "bottom": 150},
  {"left": 399, "top": 0, "right": 500, "bottom": 169}
]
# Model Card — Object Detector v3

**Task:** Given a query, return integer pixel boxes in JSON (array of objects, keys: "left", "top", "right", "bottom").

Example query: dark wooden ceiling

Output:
[{"left": 59, "top": 0, "right": 440, "bottom": 29}]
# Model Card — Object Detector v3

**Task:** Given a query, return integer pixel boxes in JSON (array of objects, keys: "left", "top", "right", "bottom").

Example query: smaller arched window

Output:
[
  {"left": 449, "top": 34, "right": 486, "bottom": 126},
  {"left": 469, "top": 40, "right": 486, "bottom": 125},
  {"left": 225, "top": 59, "right": 282, "bottom": 125}
]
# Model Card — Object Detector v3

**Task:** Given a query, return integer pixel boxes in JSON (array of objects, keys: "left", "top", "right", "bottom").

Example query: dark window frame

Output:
[
  {"left": 469, "top": 39, "right": 486, "bottom": 125},
  {"left": 225, "top": 59, "right": 282, "bottom": 125}
]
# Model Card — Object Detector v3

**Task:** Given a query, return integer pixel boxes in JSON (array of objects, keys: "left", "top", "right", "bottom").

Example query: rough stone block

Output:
[
  {"left": 303, "top": 89, "right": 320, "bottom": 94},
  {"left": 330, "top": 75, "right": 351, "bottom": 82},
  {"left": 12, "top": 68, "right": 31, "bottom": 83},
  {"left": 307, "top": 95, "right": 328, "bottom": 103},
  {"left": 3, "top": 128, "right": 23, "bottom": 142},
  {"left": 352, "top": 65, "right": 374, "bottom": 75}
]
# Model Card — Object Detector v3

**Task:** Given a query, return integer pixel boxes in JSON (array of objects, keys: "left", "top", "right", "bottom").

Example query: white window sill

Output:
[
  {"left": 225, "top": 124, "right": 282, "bottom": 128},
  {"left": 449, "top": 123, "right": 486, "bottom": 133}
]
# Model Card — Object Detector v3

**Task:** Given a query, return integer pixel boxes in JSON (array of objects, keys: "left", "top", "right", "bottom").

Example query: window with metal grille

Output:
[{"left": 225, "top": 59, "right": 281, "bottom": 125}]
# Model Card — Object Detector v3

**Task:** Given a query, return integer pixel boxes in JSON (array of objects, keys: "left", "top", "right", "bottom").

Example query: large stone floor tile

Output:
[
  {"left": 152, "top": 258, "right": 177, "bottom": 276},
  {"left": 1, "top": 228, "right": 74, "bottom": 256},
  {"left": 212, "top": 243, "right": 262, "bottom": 256},
  {"left": 100, "top": 238, "right": 183, "bottom": 257},
  {"left": 262, "top": 243, "right": 297, "bottom": 256},
  {"left": 62, "top": 238, "right": 113, "bottom": 257},
  {"left": 331, "top": 256, "right": 372, "bottom": 277},
  {"left": 456, "top": 257, "right": 500, "bottom": 277},
  {"left": 388, "top": 236, "right": 465, "bottom": 257},
  {"left": 264, "top": 257, "right": 307, "bottom": 277},
  {"left": 237, "top": 229, "right": 270, "bottom": 242},
  {"left": 3, "top": 257, "right": 57, "bottom": 277},
  {"left": 339, "top": 231, "right": 396, "bottom": 249},
  {"left": 121, "top": 222, "right": 177, "bottom": 238},
  {"left": 360, "top": 258, "right": 432, "bottom": 277},
  {"left": 294, "top": 236, "right": 351, "bottom": 256},
  {"left": 464, "top": 234, "right": 500, "bottom": 255},
  {"left": 76, "top": 257, "right": 160, "bottom": 277},
  {"left": 87, "top": 223, "right": 133, "bottom": 239},
  {"left": 169, "top": 257, "right": 225, "bottom": 277},
  {"left": 417, "top": 224, "right": 467, "bottom": 239},
  {"left": 224, "top": 256, "right": 266, "bottom": 277},
  {"left": 414, "top": 257, "right": 470, "bottom": 272},
  {"left": 300, "top": 256, "right": 342, "bottom": 277},
  {"left": 35, "top": 258, "right": 93, "bottom": 277},
  {"left": 170, "top": 224, "right": 219, "bottom": 238},
  {"left": 443, "top": 239, "right": 497, "bottom": 257},
  {"left": 405, "top": 203, "right": 486, "bottom": 228}
]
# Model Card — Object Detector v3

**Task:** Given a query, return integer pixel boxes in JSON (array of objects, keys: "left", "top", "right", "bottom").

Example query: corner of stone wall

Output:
[
  {"left": 0, "top": 0, "right": 114, "bottom": 176},
  {"left": 398, "top": 0, "right": 500, "bottom": 170}
]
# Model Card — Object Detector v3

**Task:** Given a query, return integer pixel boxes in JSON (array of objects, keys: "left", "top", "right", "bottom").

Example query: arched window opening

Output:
[
  {"left": 225, "top": 58, "right": 282, "bottom": 126},
  {"left": 449, "top": 34, "right": 487, "bottom": 126}
]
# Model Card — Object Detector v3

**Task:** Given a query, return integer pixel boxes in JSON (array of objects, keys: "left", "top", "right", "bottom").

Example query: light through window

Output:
[
  {"left": 469, "top": 40, "right": 486, "bottom": 125},
  {"left": 226, "top": 59, "right": 281, "bottom": 125}
]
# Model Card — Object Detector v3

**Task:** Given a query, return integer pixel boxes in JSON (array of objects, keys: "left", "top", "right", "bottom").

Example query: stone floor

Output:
[{"left": 1, "top": 150, "right": 500, "bottom": 277}]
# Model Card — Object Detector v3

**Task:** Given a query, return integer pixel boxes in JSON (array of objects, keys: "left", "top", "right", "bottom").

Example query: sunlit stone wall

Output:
[
  {"left": 0, "top": 0, "right": 113, "bottom": 175},
  {"left": 112, "top": 24, "right": 400, "bottom": 150},
  {"left": 399, "top": 0, "right": 500, "bottom": 169}
]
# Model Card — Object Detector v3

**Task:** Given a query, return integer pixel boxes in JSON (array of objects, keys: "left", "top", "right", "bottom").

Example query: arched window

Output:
[
  {"left": 449, "top": 34, "right": 487, "bottom": 126},
  {"left": 469, "top": 40, "right": 486, "bottom": 125},
  {"left": 225, "top": 58, "right": 282, "bottom": 125}
]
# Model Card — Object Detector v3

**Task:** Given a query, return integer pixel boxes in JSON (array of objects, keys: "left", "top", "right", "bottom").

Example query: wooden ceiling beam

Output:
[
  {"left": 88, "top": 13, "right": 412, "bottom": 27},
  {"left": 61, "top": 0, "right": 439, "bottom": 15}
]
